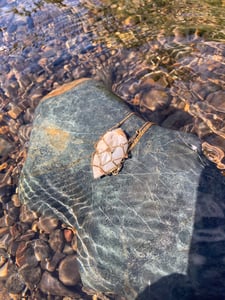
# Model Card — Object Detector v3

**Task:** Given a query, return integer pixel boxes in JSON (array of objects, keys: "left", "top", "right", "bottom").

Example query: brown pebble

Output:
[
  {"left": 23, "top": 107, "right": 34, "bottom": 123},
  {"left": 0, "top": 233, "right": 12, "bottom": 250},
  {"left": 0, "top": 216, "right": 8, "bottom": 227},
  {"left": 19, "top": 229, "right": 36, "bottom": 241},
  {"left": 49, "top": 229, "right": 64, "bottom": 252},
  {"left": 7, "top": 104, "right": 23, "bottom": 119},
  {"left": 0, "top": 249, "right": 8, "bottom": 266},
  {"left": 0, "top": 137, "right": 13, "bottom": 159},
  {"left": 71, "top": 234, "right": 78, "bottom": 252},
  {"left": 0, "top": 126, "right": 9, "bottom": 135},
  {"left": 41, "top": 251, "right": 65, "bottom": 272},
  {"left": 8, "top": 293, "right": 22, "bottom": 300},
  {"left": 0, "top": 162, "right": 8, "bottom": 171},
  {"left": 63, "top": 228, "right": 73, "bottom": 243},
  {"left": 8, "top": 240, "right": 20, "bottom": 257},
  {"left": 62, "top": 244, "right": 74, "bottom": 255},
  {"left": 17, "top": 124, "right": 32, "bottom": 144},
  {"left": 0, "top": 226, "right": 9, "bottom": 236},
  {"left": 39, "top": 271, "right": 80, "bottom": 298},
  {"left": 19, "top": 265, "right": 42, "bottom": 290},
  {"left": 11, "top": 193, "right": 21, "bottom": 207},
  {"left": 5, "top": 202, "right": 20, "bottom": 225},
  {"left": 16, "top": 241, "right": 38, "bottom": 268},
  {"left": 6, "top": 272, "right": 25, "bottom": 294},
  {"left": 0, "top": 185, "right": 13, "bottom": 203},
  {"left": 20, "top": 205, "right": 38, "bottom": 223},
  {"left": 7, "top": 118, "right": 20, "bottom": 137},
  {"left": 58, "top": 255, "right": 80, "bottom": 286},
  {"left": 37, "top": 215, "right": 59, "bottom": 233},
  {"left": 10, "top": 223, "right": 23, "bottom": 240},
  {"left": 32, "top": 239, "right": 51, "bottom": 262},
  {"left": 0, "top": 261, "right": 8, "bottom": 278}
]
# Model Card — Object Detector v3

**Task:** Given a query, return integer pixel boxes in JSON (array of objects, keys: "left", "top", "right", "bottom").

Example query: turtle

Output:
[{"left": 91, "top": 112, "right": 153, "bottom": 178}]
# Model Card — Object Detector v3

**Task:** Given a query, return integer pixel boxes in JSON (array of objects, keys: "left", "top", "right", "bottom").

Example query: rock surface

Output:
[{"left": 19, "top": 79, "right": 225, "bottom": 299}]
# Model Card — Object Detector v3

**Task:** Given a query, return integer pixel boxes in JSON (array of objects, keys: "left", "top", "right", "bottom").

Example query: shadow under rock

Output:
[{"left": 136, "top": 164, "right": 225, "bottom": 300}]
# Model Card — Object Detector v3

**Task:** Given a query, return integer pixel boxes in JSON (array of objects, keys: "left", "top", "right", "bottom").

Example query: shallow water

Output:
[
  {"left": 1, "top": 0, "right": 224, "bottom": 105},
  {"left": 1, "top": 0, "right": 225, "bottom": 173},
  {"left": 0, "top": 1, "right": 225, "bottom": 299}
]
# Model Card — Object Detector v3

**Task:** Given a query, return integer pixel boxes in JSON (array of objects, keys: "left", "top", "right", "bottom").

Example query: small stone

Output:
[
  {"left": 37, "top": 215, "right": 59, "bottom": 234},
  {"left": 8, "top": 294, "right": 21, "bottom": 300},
  {"left": 6, "top": 272, "right": 25, "bottom": 294},
  {"left": 19, "top": 229, "right": 36, "bottom": 241},
  {"left": 23, "top": 107, "right": 34, "bottom": 123},
  {"left": 0, "top": 216, "right": 8, "bottom": 227},
  {"left": 49, "top": 229, "right": 64, "bottom": 252},
  {"left": 8, "top": 240, "right": 20, "bottom": 257},
  {"left": 10, "top": 223, "right": 23, "bottom": 240},
  {"left": 32, "top": 239, "right": 51, "bottom": 262},
  {"left": 41, "top": 251, "right": 65, "bottom": 272},
  {"left": 0, "top": 162, "right": 8, "bottom": 171},
  {"left": 0, "top": 233, "right": 12, "bottom": 250},
  {"left": 0, "top": 226, "right": 9, "bottom": 236},
  {"left": 0, "top": 261, "right": 8, "bottom": 278},
  {"left": 58, "top": 255, "right": 80, "bottom": 286},
  {"left": 0, "top": 126, "right": 9, "bottom": 135},
  {"left": 0, "top": 185, "right": 13, "bottom": 203},
  {"left": 71, "top": 235, "right": 77, "bottom": 252},
  {"left": 19, "top": 265, "right": 42, "bottom": 290},
  {"left": 15, "top": 241, "right": 38, "bottom": 268},
  {"left": 5, "top": 202, "right": 20, "bottom": 225},
  {"left": 7, "top": 104, "right": 23, "bottom": 119},
  {"left": 0, "top": 137, "right": 13, "bottom": 158},
  {"left": 18, "top": 124, "right": 32, "bottom": 144},
  {"left": 62, "top": 244, "right": 74, "bottom": 255},
  {"left": 39, "top": 271, "right": 80, "bottom": 298},
  {"left": 63, "top": 228, "right": 73, "bottom": 243},
  {"left": 11, "top": 194, "right": 21, "bottom": 207},
  {"left": 19, "top": 205, "right": 38, "bottom": 223}
]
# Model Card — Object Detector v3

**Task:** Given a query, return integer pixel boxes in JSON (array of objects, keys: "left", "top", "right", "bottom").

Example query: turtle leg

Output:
[
  {"left": 128, "top": 121, "right": 155, "bottom": 152},
  {"left": 108, "top": 112, "right": 136, "bottom": 131}
]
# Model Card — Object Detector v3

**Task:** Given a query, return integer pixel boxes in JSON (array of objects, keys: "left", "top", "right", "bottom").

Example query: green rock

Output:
[{"left": 19, "top": 79, "right": 225, "bottom": 299}]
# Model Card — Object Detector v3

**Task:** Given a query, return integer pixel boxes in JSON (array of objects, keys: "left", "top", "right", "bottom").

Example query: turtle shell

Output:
[{"left": 92, "top": 127, "right": 129, "bottom": 178}]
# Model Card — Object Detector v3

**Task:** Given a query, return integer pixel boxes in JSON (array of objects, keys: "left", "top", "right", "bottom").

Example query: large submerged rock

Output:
[{"left": 19, "top": 79, "right": 225, "bottom": 299}]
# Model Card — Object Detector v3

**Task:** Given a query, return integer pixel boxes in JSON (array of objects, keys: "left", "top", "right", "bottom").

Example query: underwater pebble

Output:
[
  {"left": 6, "top": 272, "right": 25, "bottom": 294},
  {"left": 58, "top": 255, "right": 80, "bottom": 286},
  {"left": 37, "top": 215, "right": 59, "bottom": 234},
  {"left": 19, "top": 265, "right": 42, "bottom": 290},
  {"left": 32, "top": 239, "right": 51, "bottom": 262},
  {"left": 39, "top": 271, "right": 80, "bottom": 298},
  {"left": 19, "top": 205, "right": 38, "bottom": 224},
  {"left": 49, "top": 229, "right": 64, "bottom": 252},
  {"left": 0, "top": 261, "right": 9, "bottom": 278},
  {"left": 41, "top": 251, "right": 65, "bottom": 273}
]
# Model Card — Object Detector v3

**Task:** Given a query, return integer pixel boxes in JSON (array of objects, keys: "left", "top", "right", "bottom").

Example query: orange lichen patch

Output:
[
  {"left": 44, "top": 127, "right": 70, "bottom": 152},
  {"left": 42, "top": 78, "right": 92, "bottom": 101}
]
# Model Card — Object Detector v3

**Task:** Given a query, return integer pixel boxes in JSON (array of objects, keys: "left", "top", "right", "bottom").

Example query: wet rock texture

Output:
[{"left": 18, "top": 80, "right": 225, "bottom": 299}]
